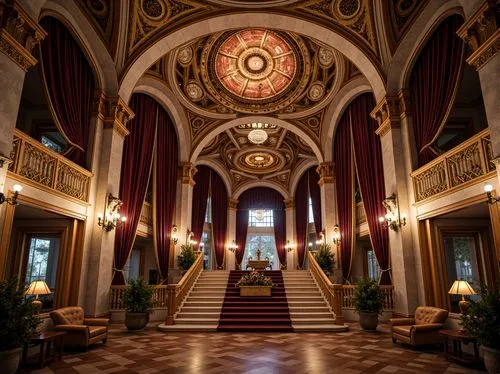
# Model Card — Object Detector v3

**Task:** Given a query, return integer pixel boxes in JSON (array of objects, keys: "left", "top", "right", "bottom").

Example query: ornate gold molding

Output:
[
  {"left": 316, "top": 162, "right": 335, "bottom": 185},
  {"left": 179, "top": 163, "right": 196, "bottom": 186},
  {"left": 0, "top": 0, "right": 47, "bottom": 71},
  {"left": 228, "top": 198, "right": 238, "bottom": 209},
  {"left": 284, "top": 198, "right": 295, "bottom": 209},
  {"left": 93, "top": 91, "right": 134, "bottom": 138},
  {"left": 457, "top": 2, "right": 500, "bottom": 70},
  {"left": 371, "top": 89, "right": 410, "bottom": 138}
]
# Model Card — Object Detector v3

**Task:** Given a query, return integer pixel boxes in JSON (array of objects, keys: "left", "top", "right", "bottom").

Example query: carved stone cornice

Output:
[
  {"left": 0, "top": 0, "right": 47, "bottom": 71},
  {"left": 316, "top": 162, "right": 335, "bottom": 185},
  {"left": 179, "top": 163, "right": 196, "bottom": 186},
  {"left": 228, "top": 198, "right": 238, "bottom": 209},
  {"left": 371, "top": 90, "right": 411, "bottom": 138},
  {"left": 284, "top": 199, "right": 295, "bottom": 209},
  {"left": 457, "top": 1, "right": 500, "bottom": 70},
  {"left": 93, "top": 91, "right": 135, "bottom": 138}
]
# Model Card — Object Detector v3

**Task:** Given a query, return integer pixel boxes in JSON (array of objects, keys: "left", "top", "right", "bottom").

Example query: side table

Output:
[
  {"left": 22, "top": 331, "right": 66, "bottom": 369},
  {"left": 439, "top": 329, "right": 479, "bottom": 366}
]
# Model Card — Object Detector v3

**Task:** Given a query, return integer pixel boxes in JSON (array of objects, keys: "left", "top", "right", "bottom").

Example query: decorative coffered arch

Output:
[
  {"left": 133, "top": 76, "right": 191, "bottom": 163},
  {"left": 190, "top": 116, "right": 323, "bottom": 164},
  {"left": 119, "top": 13, "right": 386, "bottom": 103}
]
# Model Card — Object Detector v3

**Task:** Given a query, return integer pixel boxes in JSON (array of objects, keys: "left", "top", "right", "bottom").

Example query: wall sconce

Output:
[
  {"left": 187, "top": 230, "right": 197, "bottom": 246},
  {"left": 315, "top": 231, "right": 326, "bottom": 246},
  {"left": 379, "top": 193, "right": 406, "bottom": 232},
  {"left": 171, "top": 225, "right": 179, "bottom": 244},
  {"left": 0, "top": 184, "right": 22, "bottom": 205},
  {"left": 97, "top": 193, "right": 126, "bottom": 231},
  {"left": 285, "top": 240, "right": 295, "bottom": 252},
  {"left": 484, "top": 184, "right": 499, "bottom": 205},
  {"left": 332, "top": 224, "right": 341, "bottom": 245},
  {"left": 227, "top": 240, "right": 238, "bottom": 253}
]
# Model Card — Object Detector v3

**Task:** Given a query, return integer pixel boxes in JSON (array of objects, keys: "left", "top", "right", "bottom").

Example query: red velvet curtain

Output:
[
  {"left": 154, "top": 105, "right": 178, "bottom": 282},
  {"left": 39, "top": 17, "right": 95, "bottom": 167},
  {"left": 113, "top": 94, "right": 157, "bottom": 284},
  {"left": 273, "top": 207, "right": 286, "bottom": 268},
  {"left": 410, "top": 15, "right": 464, "bottom": 166},
  {"left": 237, "top": 187, "right": 285, "bottom": 209},
  {"left": 295, "top": 172, "right": 309, "bottom": 269},
  {"left": 211, "top": 171, "right": 228, "bottom": 269},
  {"left": 308, "top": 168, "right": 322, "bottom": 237},
  {"left": 333, "top": 110, "right": 354, "bottom": 283},
  {"left": 235, "top": 209, "right": 249, "bottom": 267},
  {"left": 191, "top": 165, "right": 211, "bottom": 244},
  {"left": 350, "top": 93, "right": 391, "bottom": 284}
]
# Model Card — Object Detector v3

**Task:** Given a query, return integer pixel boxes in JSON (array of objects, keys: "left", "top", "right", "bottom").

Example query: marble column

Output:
[
  {"left": 284, "top": 199, "right": 296, "bottom": 270},
  {"left": 84, "top": 93, "right": 134, "bottom": 316},
  {"left": 458, "top": 2, "right": 500, "bottom": 183},
  {"left": 226, "top": 198, "right": 238, "bottom": 270},
  {"left": 371, "top": 96, "right": 419, "bottom": 317},
  {"left": 0, "top": 1, "right": 46, "bottom": 254},
  {"left": 174, "top": 163, "right": 195, "bottom": 266}
]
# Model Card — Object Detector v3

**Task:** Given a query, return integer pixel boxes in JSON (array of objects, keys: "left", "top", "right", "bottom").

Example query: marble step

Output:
[
  {"left": 180, "top": 306, "right": 223, "bottom": 313},
  {"left": 291, "top": 318, "right": 337, "bottom": 325},
  {"left": 183, "top": 301, "right": 224, "bottom": 308},
  {"left": 174, "top": 318, "right": 219, "bottom": 325},
  {"left": 288, "top": 306, "right": 331, "bottom": 313},
  {"left": 289, "top": 312, "right": 334, "bottom": 319},
  {"left": 176, "top": 312, "right": 220, "bottom": 319}
]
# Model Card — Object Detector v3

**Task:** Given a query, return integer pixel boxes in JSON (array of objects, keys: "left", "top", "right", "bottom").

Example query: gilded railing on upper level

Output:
[
  {"left": 165, "top": 251, "right": 204, "bottom": 325},
  {"left": 411, "top": 129, "right": 494, "bottom": 203},
  {"left": 9, "top": 130, "right": 92, "bottom": 202},
  {"left": 109, "top": 285, "right": 169, "bottom": 311},
  {"left": 355, "top": 202, "right": 366, "bottom": 225},
  {"left": 308, "top": 252, "right": 344, "bottom": 325},
  {"left": 140, "top": 202, "right": 153, "bottom": 226},
  {"left": 341, "top": 284, "right": 394, "bottom": 310}
]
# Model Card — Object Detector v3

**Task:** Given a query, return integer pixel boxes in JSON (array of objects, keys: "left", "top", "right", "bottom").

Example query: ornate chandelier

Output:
[{"left": 248, "top": 129, "right": 268, "bottom": 144}]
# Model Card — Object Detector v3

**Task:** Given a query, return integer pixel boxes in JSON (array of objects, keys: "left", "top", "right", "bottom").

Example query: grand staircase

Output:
[
  {"left": 283, "top": 271, "right": 348, "bottom": 332},
  {"left": 158, "top": 271, "right": 229, "bottom": 331}
]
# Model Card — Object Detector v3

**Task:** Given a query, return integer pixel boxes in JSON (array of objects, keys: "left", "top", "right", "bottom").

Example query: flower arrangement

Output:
[{"left": 236, "top": 271, "right": 273, "bottom": 287}]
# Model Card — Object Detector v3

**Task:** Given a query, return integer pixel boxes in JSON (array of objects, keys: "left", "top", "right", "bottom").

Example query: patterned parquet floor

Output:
[{"left": 21, "top": 323, "right": 484, "bottom": 374}]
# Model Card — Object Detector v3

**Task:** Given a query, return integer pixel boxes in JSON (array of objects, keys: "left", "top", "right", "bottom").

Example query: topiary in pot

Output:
[
  {"left": 314, "top": 244, "right": 335, "bottom": 276},
  {"left": 352, "top": 277, "right": 384, "bottom": 331},
  {"left": 0, "top": 278, "right": 39, "bottom": 374},
  {"left": 178, "top": 244, "right": 197, "bottom": 272},
  {"left": 461, "top": 282, "right": 500, "bottom": 374},
  {"left": 122, "top": 278, "right": 154, "bottom": 331}
]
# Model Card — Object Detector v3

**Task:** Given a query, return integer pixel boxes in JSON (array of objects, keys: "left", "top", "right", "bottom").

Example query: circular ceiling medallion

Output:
[
  {"left": 318, "top": 47, "right": 335, "bottom": 68},
  {"left": 234, "top": 148, "right": 284, "bottom": 174},
  {"left": 245, "top": 152, "right": 275, "bottom": 168},
  {"left": 200, "top": 28, "right": 311, "bottom": 114},
  {"left": 248, "top": 129, "right": 268, "bottom": 144},
  {"left": 333, "top": 0, "right": 361, "bottom": 20},
  {"left": 308, "top": 82, "right": 325, "bottom": 101},
  {"left": 185, "top": 82, "right": 204, "bottom": 101},
  {"left": 177, "top": 46, "right": 193, "bottom": 65}
]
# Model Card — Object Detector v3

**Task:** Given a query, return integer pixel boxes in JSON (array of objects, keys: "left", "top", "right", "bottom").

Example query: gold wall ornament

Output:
[
  {"left": 97, "top": 193, "right": 126, "bottom": 232},
  {"left": 379, "top": 193, "right": 407, "bottom": 232},
  {"left": 0, "top": 183, "right": 22, "bottom": 205},
  {"left": 0, "top": 1, "right": 46, "bottom": 71}
]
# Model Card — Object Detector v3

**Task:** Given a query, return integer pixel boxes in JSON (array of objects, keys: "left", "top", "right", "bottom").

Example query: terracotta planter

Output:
[
  {"left": 359, "top": 311, "right": 379, "bottom": 330},
  {"left": 0, "top": 348, "right": 21, "bottom": 374},
  {"left": 482, "top": 346, "right": 500, "bottom": 374},
  {"left": 125, "top": 312, "right": 149, "bottom": 331},
  {"left": 239, "top": 286, "right": 272, "bottom": 297}
]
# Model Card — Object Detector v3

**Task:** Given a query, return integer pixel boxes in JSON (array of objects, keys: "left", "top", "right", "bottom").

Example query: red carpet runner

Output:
[{"left": 217, "top": 270, "right": 293, "bottom": 332}]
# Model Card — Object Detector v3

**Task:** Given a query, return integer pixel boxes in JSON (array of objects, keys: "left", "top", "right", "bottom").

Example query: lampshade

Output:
[
  {"left": 448, "top": 280, "right": 476, "bottom": 296},
  {"left": 25, "top": 280, "right": 51, "bottom": 296}
]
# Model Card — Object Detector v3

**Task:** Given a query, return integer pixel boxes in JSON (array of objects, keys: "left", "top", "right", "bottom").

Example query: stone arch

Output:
[
  {"left": 118, "top": 13, "right": 386, "bottom": 102},
  {"left": 190, "top": 116, "right": 323, "bottom": 164},
  {"left": 194, "top": 159, "right": 233, "bottom": 197},
  {"left": 386, "top": 0, "right": 463, "bottom": 94},
  {"left": 322, "top": 76, "right": 372, "bottom": 161},
  {"left": 233, "top": 181, "right": 289, "bottom": 201},
  {"left": 40, "top": 0, "right": 118, "bottom": 93},
  {"left": 289, "top": 159, "right": 319, "bottom": 197},
  {"left": 134, "top": 76, "right": 191, "bottom": 162}
]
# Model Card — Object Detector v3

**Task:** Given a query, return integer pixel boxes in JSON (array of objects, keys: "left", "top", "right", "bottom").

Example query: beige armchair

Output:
[
  {"left": 50, "top": 306, "right": 109, "bottom": 349},
  {"left": 390, "top": 306, "right": 448, "bottom": 347}
]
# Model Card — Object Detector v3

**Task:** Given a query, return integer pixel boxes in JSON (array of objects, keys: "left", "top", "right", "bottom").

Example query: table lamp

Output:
[
  {"left": 448, "top": 280, "right": 476, "bottom": 314},
  {"left": 25, "top": 280, "right": 51, "bottom": 311}
]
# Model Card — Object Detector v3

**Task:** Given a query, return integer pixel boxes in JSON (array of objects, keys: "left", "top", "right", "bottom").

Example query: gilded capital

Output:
[
  {"left": 316, "top": 162, "right": 335, "bottom": 185},
  {"left": 96, "top": 92, "right": 135, "bottom": 138},
  {"left": 371, "top": 94, "right": 407, "bottom": 138},
  {"left": 179, "top": 163, "right": 196, "bottom": 186},
  {"left": 0, "top": 0, "right": 47, "bottom": 71},
  {"left": 228, "top": 198, "right": 239, "bottom": 209},
  {"left": 284, "top": 199, "right": 295, "bottom": 209},
  {"left": 457, "top": 2, "right": 500, "bottom": 70}
]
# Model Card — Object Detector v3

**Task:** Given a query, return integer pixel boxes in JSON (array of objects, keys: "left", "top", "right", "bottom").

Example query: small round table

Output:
[
  {"left": 439, "top": 329, "right": 479, "bottom": 366},
  {"left": 22, "top": 331, "right": 66, "bottom": 369}
]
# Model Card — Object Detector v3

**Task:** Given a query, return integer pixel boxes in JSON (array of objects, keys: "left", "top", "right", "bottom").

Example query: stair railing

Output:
[
  {"left": 165, "top": 251, "right": 204, "bottom": 325},
  {"left": 308, "top": 252, "right": 344, "bottom": 325}
]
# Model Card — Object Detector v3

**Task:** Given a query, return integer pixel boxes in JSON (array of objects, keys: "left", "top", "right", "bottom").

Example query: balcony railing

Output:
[
  {"left": 341, "top": 284, "right": 394, "bottom": 310},
  {"left": 139, "top": 202, "right": 153, "bottom": 226},
  {"left": 109, "top": 285, "right": 169, "bottom": 311},
  {"left": 411, "top": 129, "right": 494, "bottom": 203},
  {"left": 9, "top": 130, "right": 92, "bottom": 203},
  {"left": 355, "top": 202, "right": 366, "bottom": 225}
]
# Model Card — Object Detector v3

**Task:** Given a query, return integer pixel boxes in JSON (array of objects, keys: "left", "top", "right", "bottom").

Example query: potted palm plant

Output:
[
  {"left": 352, "top": 277, "right": 384, "bottom": 330},
  {"left": 314, "top": 244, "right": 335, "bottom": 276},
  {"left": 461, "top": 283, "right": 500, "bottom": 374},
  {"left": 177, "top": 244, "right": 197, "bottom": 275},
  {"left": 123, "top": 278, "right": 154, "bottom": 331},
  {"left": 0, "top": 278, "right": 39, "bottom": 374}
]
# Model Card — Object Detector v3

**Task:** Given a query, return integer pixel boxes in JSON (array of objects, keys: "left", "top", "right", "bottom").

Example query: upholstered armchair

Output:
[
  {"left": 390, "top": 306, "right": 448, "bottom": 347},
  {"left": 50, "top": 306, "right": 109, "bottom": 349}
]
